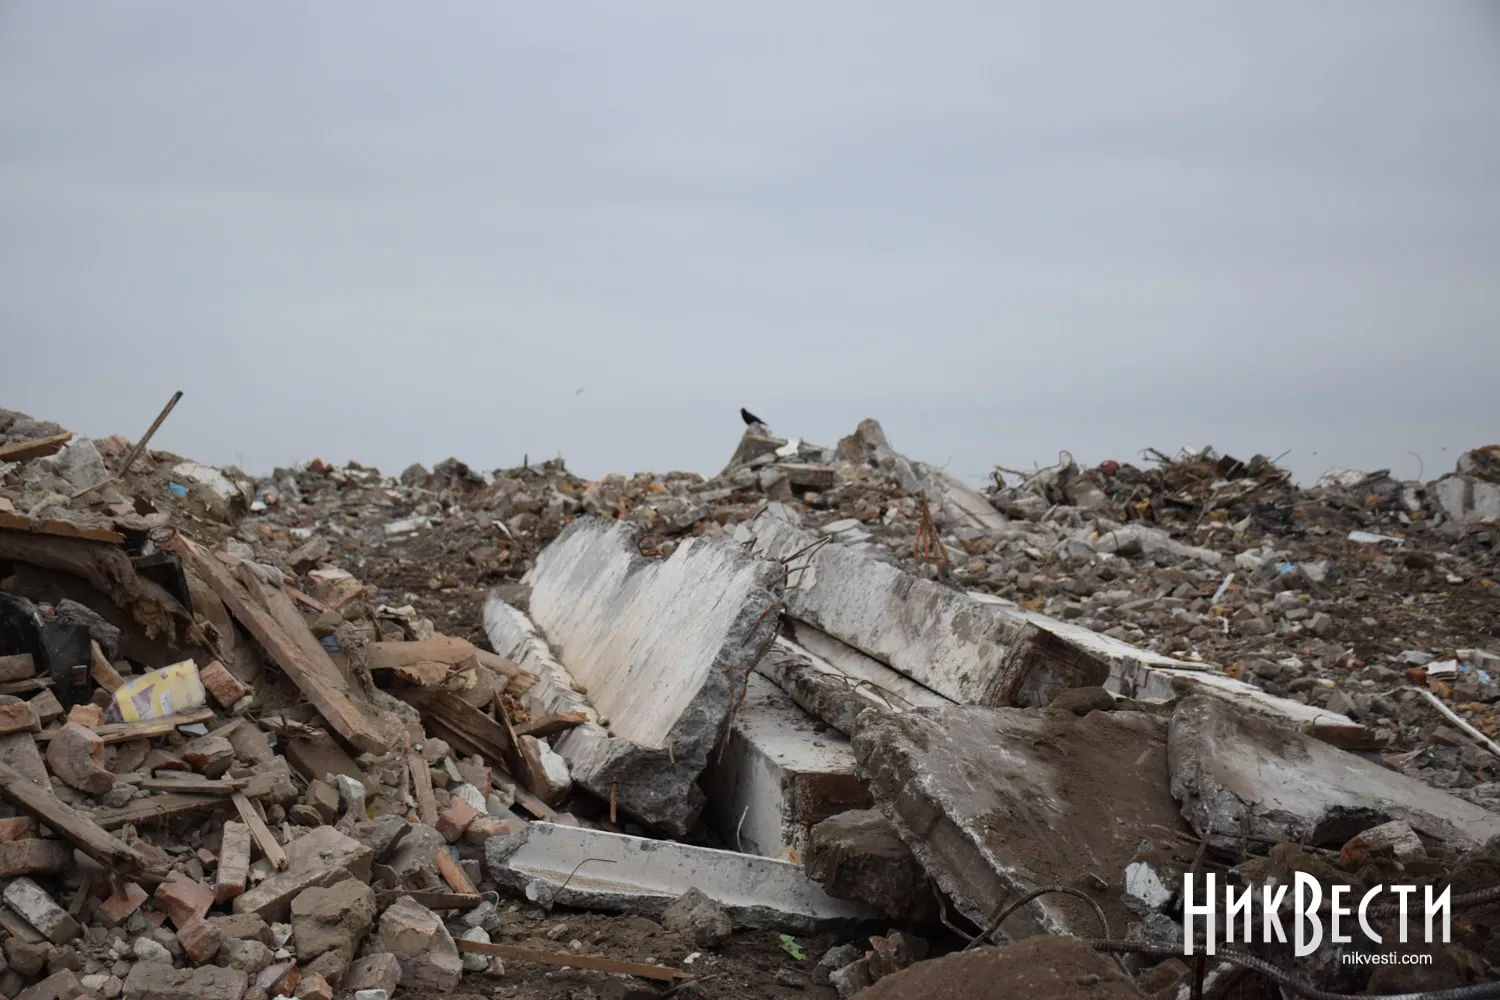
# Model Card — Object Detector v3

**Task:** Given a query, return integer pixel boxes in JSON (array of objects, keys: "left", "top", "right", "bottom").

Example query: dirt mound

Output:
[{"left": 852, "top": 937, "right": 1141, "bottom": 1000}]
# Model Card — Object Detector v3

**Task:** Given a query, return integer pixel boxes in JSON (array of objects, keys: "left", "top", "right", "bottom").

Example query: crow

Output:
[{"left": 740, "top": 407, "right": 766, "bottom": 427}]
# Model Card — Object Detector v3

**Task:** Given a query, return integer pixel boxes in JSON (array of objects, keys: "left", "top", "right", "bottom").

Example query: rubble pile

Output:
[{"left": 0, "top": 403, "right": 1497, "bottom": 999}]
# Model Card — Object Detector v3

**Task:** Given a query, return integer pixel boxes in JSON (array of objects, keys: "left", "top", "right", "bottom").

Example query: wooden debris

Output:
[
  {"left": 368, "top": 636, "right": 478, "bottom": 686},
  {"left": 0, "top": 512, "right": 124, "bottom": 545},
  {"left": 402, "top": 689, "right": 555, "bottom": 820},
  {"left": 138, "top": 775, "right": 248, "bottom": 796},
  {"left": 171, "top": 536, "right": 387, "bottom": 754},
  {"left": 434, "top": 849, "right": 477, "bottom": 895},
  {"left": 0, "top": 431, "right": 73, "bottom": 463},
  {"left": 455, "top": 940, "right": 696, "bottom": 982},
  {"left": 216, "top": 821, "right": 251, "bottom": 905},
  {"left": 0, "top": 654, "right": 36, "bottom": 682},
  {"left": 0, "top": 760, "right": 164, "bottom": 885},
  {"left": 68, "top": 390, "right": 183, "bottom": 499},
  {"left": 34, "top": 708, "right": 214, "bottom": 744},
  {"left": 93, "top": 767, "right": 286, "bottom": 829},
  {"left": 232, "top": 792, "right": 288, "bottom": 871},
  {"left": 408, "top": 752, "right": 438, "bottom": 827},
  {"left": 0, "top": 529, "right": 193, "bottom": 645},
  {"left": 89, "top": 641, "right": 124, "bottom": 694},
  {"left": 516, "top": 712, "right": 588, "bottom": 740}
]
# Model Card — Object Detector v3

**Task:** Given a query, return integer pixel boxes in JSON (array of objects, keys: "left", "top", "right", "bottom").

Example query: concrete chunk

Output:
[
  {"left": 376, "top": 896, "right": 461, "bottom": 990},
  {"left": 702, "top": 673, "right": 869, "bottom": 859},
  {"left": 806, "top": 809, "right": 932, "bottom": 920},
  {"left": 3, "top": 877, "right": 80, "bottom": 943},
  {"left": 853, "top": 705, "right": 1188, "bottom": 938},
  {"left": 231, "top": 826, "right": 372, "bottom": 921},
  {"left": 743, "top": 517, "right": 1106, "bottom": 707},
  {"left": 1168, "top": 695, "right": 1500, "bottom": 851},
  {"left": 485, "top": 821, "right": 877, "bottom": 932},
  {"left": 122, "top": 963, "right": 246, "bottom": 1000},
  {"left": 486, "top": 516, "right": 782, "bottom": 835}
]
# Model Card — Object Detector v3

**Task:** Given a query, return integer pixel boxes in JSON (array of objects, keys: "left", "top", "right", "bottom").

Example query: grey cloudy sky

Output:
[{"left": 2, "top": 2, "right": 1497, "bottom": 488}]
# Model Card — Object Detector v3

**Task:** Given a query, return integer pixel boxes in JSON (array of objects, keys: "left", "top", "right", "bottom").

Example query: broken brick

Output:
[
  {"left": 199, "top": 660, "right": 249, "bottom": 710},
  {"left": 176, "top": 916, "right": 224, "bottom": 966},
  {"left": 45, "top": 722, "right": 113, "bottom": 795},
  {"left": 435, "top": 797, "right": 479, "bottom": 843},
  {"left": 96, "top": 882, "right": 149, "bottom": 927},
  {"left": 0, "top": 701, "right": 40, "bottom": 735},
  {"left": 154, "top": 871, "right": 215, "bottom": 930}
]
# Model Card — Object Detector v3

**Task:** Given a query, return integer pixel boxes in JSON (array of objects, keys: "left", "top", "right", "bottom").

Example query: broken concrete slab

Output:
[
  {"left": 484, "top": 821, "right": 878, "bottom": 932},
  {"left": 966, "top": 592, "right": 1362, "bottom": 732},
  {"left": 771, "top": 627, "right": 953, "bottom": 729},
  {"left": 1168, "top": 694, "right": 1500, "bottom": 851},
  {"left": 486, "top": 516, "right": 782, "bottom": 835},
  {"left": 231, "top": 826, "right": 373, "bottom": 921},
  {"left": 742, "top": 516, "right": 1107, "bottom": 707},
  {"left": 853, "top": 704, "right": 1190, "bottom": 939},
  {"left": 701, "top": 673, "right": 869, "bottom": 859}
]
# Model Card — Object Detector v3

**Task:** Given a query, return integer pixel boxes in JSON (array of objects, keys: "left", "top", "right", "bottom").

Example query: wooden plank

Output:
[
  {"left": 35, "top": 708, "right": 214, "bottom": 744},
  {"left": 232, "top": 792, "right": 287, "bottom": 871},
  {"left": 434, "top": 849, "right": 477, "bottom": 895},
  {"left": 89, "top": 641, "right": 125, "bottom": 694},
  {"left": 408, "top": 752, "right": 438, "bottom": 827},
  {"left": 170, "top": 537, "right": 387, "bottom": 754},
  {"left": 400, "top": 689, "right": 556, "bottom": 820},
  {"left": 93, "top": 768, "right": 284, "bottom": 829},
  {"left": 375, "top": 890, "right": 481, "bottom": 911},
  {"left": 516, "top": 712, "right": 588, "bottom": 740},
  {"left": 0, "top": 431, "right": 73, "bottom": 463},
  {"left": 0, "top": 678, "right": 51, "bottom": 696},
  {"left": 401, "top": 689, "right": 514, "bottom": 761},
  {"left": 139, "top": 775, "right": 247, "bottom": 795},
  {"left": 0, "top": 760, "right": 164, "bottom": 885},
  {"left": 455, "top": 941, "right": 695, "bottom": 982},
  {"left": 0, "top": 511, "right": 123, "bottom": 544},
  {"left": 50, "top": 709, "right": 213, "bottom": 743}
]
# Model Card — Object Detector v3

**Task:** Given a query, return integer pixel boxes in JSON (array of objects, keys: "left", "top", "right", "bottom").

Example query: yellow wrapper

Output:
[{"left": 109, "top": 659, "right": 206, "bottom": 723}]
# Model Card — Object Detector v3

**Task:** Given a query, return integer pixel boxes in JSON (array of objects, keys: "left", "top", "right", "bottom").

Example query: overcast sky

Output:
[{"left": 2, "top": 3, "right": 1497, "bottom": 488}]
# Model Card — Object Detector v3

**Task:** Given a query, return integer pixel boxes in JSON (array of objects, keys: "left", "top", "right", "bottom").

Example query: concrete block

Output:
[
  {"left": 1433, "top": 474, "right": 1500, "bottom": 525},
  {"left": 343, "top": 953, "right": 401, "bottom": 995},
  {"left": 1169, "top": 695, "right": 1500, "bottom": 852},
  {"left": 122, "top": 963, "right": 246, "bottom": 1000},
  {"left": 376, "top": 896, "right": 462, "bottom": 990},
  {"left": 701, "top": 674, "right": 869, "bottom": 859},
  {"left": 3, "top": 877, "right": 81, "bottom": 943},
  {"left": 485, "top": 821, "right": 877, "bottom": 932},
  {"left": 743, "top": 517, "right": 1106, "bottom": 707},
  {"left": 517, "top": 735, "right": 572, "bottom": 805},
  {"left": 975, "top": 593, "right": 1361, "bottom": 731},
  {"left": 853, "top": 705, "right": 1189, "bottom": 938},
  {"left": 806, "top": 809, "right": 932, "bottom": 920},
  {"left": 231, "top": 826, "right": 372, "bottom": 921},
  {"left": 487, "top": 516, "right": 783, "bottom": 835}
]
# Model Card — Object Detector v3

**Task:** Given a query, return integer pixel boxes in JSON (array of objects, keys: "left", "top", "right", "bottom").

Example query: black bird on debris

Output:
[{"left": 740, "top": 407, "right": 765, "bottom": 427}]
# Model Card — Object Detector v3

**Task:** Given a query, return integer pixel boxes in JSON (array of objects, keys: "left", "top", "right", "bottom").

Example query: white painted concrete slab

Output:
[{"left": 484, "top": 821, "right": 877, "bottom": 932}]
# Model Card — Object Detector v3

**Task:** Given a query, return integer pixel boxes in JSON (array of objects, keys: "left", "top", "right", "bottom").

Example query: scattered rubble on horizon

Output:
[{"left": 0, "top": 403, "right": 1496, "bottom": 999}]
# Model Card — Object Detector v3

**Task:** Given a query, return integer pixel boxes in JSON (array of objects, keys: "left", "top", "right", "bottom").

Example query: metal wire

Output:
[{"left": 963, "top": 885, "right": 1113, "bottom": 952}]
